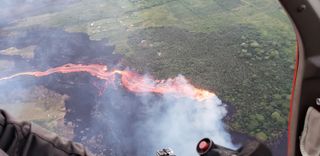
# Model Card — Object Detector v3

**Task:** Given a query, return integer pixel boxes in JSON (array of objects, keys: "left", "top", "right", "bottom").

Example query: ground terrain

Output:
[{"left": 0, "top": 0, "right": 295, "bottom": 155}]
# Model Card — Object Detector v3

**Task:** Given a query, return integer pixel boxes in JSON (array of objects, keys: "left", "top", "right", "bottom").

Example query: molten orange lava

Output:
[{"left": 0, "top": 64, "right": 215, "bottom": 101}]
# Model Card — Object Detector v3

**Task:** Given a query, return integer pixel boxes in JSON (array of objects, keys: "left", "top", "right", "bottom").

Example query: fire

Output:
[
  {"left": 0, "top": 64, "right": 215, "bottom": 101},
  {"left": 120, "top": 71, "right": 215, "bottom": 100}
]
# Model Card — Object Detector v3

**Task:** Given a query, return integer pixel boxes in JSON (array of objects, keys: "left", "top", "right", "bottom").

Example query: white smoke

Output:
[
  {"left": 90, "top": 75, "right": 236, "bottom": 156},
  {"left": 135, "top": 82, "right": 235, "bottom": 155}
]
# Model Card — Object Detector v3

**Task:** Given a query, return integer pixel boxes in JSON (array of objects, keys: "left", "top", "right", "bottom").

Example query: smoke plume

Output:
[
  {"left": 84, "top": 75, "right": 236, "bottom": 155},
  {"left": 0, "top": 1, "right": 236, "bottom": 155}
]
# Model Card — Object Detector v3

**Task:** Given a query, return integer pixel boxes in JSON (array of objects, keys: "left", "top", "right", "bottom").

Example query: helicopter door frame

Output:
[{"left": 279, "top": 0, "right": 320, "bottom": 155}]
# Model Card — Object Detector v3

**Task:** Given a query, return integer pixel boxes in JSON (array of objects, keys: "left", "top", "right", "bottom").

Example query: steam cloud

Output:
[{"left": 86, "top": 75, "right": 235, "bottom": 156}]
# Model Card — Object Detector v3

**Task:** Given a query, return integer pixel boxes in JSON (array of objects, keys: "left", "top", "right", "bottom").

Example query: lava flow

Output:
[{"left": 0, "top": 64, "right": 215, "bottom": 101}]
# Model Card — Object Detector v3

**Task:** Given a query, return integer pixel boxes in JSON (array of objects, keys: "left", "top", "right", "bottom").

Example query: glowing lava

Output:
[{"left": 0, "top": 64, "right": 215, "bottom": 101}]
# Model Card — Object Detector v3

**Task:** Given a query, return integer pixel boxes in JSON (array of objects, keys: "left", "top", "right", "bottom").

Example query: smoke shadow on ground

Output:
[{"left": 0, "top": 27, "right": 121, "bottom": 70}]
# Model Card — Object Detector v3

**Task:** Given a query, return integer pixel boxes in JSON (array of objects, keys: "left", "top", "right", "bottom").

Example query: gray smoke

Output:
[
  {"left": 88, "top": 75, "right": 236, "bottom": 156},
  {"left": 137, "top": 94, "right": 234, "bottom": 155}
]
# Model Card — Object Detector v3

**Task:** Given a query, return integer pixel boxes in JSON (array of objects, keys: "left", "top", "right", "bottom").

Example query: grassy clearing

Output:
[
  {"left": 9, "top": 0, "right": 294, "bottom": 51},
  {"left": 0, "top": 85, "right": 73, "bottom": 138}
]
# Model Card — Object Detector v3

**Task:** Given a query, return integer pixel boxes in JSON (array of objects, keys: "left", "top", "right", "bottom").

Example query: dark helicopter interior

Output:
[{"left": 280, "top": 0, "right": 320, "bottom": 155}]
